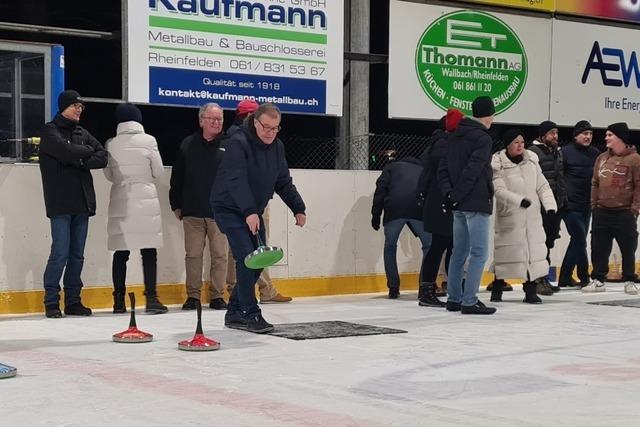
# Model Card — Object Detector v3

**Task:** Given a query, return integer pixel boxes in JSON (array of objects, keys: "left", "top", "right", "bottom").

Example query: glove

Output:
[
  {"left": 547, "top": 209, "right": 556, "bottom": 215},
  {"left": 371, "top": 217, "right": 380, "bottom": 231},
  {"left": 520, "top": 198, "right": 531, "bottom": 208},
  {"left": 441, "top": 192, "right": 458, "bottom": 213}
]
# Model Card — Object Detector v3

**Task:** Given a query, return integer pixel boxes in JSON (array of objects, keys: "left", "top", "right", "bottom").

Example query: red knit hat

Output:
[
  {"left": 446, "top": 108, "right": 464, "bottom": 132},
  {"left": 236, "top": 99, "right": 259, "bottom": 116}
]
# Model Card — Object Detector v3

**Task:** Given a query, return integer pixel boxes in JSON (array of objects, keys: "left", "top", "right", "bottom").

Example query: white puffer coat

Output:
[
  {"left": 104, "top": 121, "right": 164, "bottom": 251},
  {"left": 492, "top": 149, "right": 557, "bottom": 281}
]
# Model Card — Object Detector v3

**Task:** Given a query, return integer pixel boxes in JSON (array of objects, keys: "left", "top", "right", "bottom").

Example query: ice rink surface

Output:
[{"left": 2, "top": 284, "right": 640, "bottom": 427}]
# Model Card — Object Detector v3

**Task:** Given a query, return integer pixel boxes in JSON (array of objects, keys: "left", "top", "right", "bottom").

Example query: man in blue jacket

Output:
[
  {"left": 211, "top": 103, "right": 306, "bottom": 333},
  {"left": 371, "top": 156, "right": 434, "bottom": 302},
  {"left": 438, "top": 96, "right": 497, "bottom": 315},
  {"left": 558, "top": 121, "right": 599, "bottom": 287}
]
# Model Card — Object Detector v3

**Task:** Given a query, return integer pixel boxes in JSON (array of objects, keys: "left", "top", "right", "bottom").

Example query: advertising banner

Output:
[
  {"left": 556, "top": 0, "right": 640, "bottom": 24},
  {"left": 125, "top": 0, "right": 343, "bottom": 115},
  {"left": 550, "top": 19, "right": 640, "bottom": 128},
  {"left": 388, "top": 1, "right": 552, "bottom": 123},
  {"left": 463, "top": 0, "right": 555, "bottom": 12}
]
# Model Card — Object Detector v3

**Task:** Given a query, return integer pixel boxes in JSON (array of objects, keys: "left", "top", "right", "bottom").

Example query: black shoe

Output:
[
  {"left": 461, "top": 300, "right": 496, "bottom": 315},
  {"left": 145, "top": 296, "right": 168, "bottom": 314},
  {"left": 246, "top": 314, "right": 274, "bottom": 334},
  {"left": 503, "top": 283, "right": 513, "bottom": 292},
  {"left": 558, "top": 278, "right": 579, "bottom": 288},
  {"left": 490, "top": 279, "right": 504, "bottom": 302},
  {"left": 418, "top": 282, "right": 446, "bottom": 307},
  {"left": 209, "top": 298, "right": 228, "bottom": 310},
  {"left": 388, "top": 287, "right": 399, "bottom": 299},
  {"left": 224, "top": 311, "right": 248, "bottom": 330},
  {"left": 64, "top": 302, "right": 92, "bottom": 316},
  {"left": 182, "top": 297, "right": 199, "bottom": 310},
  {"left": 446, "top": 301, "right": 461, "bottom": 312},
  {"left": 113, "top": 293, "right": 126, "bottom": 314},
  {"left": 523, "top": 281, "right": 542, "bottom": 304},
  {"left": 535, "top": 278, "right": 554, "bottom": 296},
  {"left": 45, "top": 304, "right": 63, "bottom": 318}
]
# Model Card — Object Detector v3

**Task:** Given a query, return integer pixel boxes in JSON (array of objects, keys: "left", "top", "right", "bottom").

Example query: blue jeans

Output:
[
  {"left": 448, "top": 211, "right": 490, "bottom": 306},
  {"left": 559, "top": 210, "right": 591, "bottom": 284},
  {"left": 383, "top": 219, "right": 431, "bottom": 289},
  {"left": 43, "top": 214, "right": 89, "bottom": 306},
  {"left": 215, "top": 212, "right": 265, "bottom": 317}
]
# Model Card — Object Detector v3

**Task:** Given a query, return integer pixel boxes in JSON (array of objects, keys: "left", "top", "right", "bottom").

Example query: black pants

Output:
[
  {"left": 112, "top": 248, "right": 158, "bottom": 296},
  {"left": 590, "top": 209, "right": 638, "bottom": 282},
  {"left": 420, "top": 233, "right": 452, "bottom": 283},
  {"left": 541, "top": 209, "right": 563, "bottom": 266}
]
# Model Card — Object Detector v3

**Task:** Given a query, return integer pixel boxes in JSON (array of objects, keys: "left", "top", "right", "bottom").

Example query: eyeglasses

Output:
[
  {"left": 256, "top": 120, "right": 281, "bottom": 133},
  {"left": 72, "top": 103, "right": 85, "bottom": 111},
  {"left": 202, "top": 116, "right": 223, "bottom": 123}
]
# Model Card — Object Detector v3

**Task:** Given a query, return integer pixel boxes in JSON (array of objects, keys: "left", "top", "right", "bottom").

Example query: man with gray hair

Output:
[{"left": 170, "top": 103, "right": 229, "bottom": 310}]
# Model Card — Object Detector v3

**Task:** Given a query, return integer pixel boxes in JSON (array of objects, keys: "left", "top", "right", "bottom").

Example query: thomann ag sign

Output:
[
  {"left": 389, "top": 1, "right": 551, "bottom": 123},
  {"left": 415, "top": 11, "right": 527, "bottom": 116}
]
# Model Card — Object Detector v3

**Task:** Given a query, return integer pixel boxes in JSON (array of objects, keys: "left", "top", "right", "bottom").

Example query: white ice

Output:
[{"left": 2, "top": 284, "right": 640, "bottom": 426}]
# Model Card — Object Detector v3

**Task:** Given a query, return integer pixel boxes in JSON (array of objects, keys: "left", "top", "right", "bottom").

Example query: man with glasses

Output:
[
  {"left": 39, "top": 89, "right": 108, "bottom": 318},
  {"left": 212, "top": 103, "right": 306, "bottom": 333},
  {"left": 170, "top": 102, "right": 229, "bottom": 311}
]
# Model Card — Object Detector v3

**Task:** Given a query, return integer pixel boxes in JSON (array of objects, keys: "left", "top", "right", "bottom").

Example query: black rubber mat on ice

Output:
[
  {"left": 267, "top": 321, "right": 407, "bottom": 340},
  {"left": 588, "top": 298, "right": 640, "bottom": 308}
]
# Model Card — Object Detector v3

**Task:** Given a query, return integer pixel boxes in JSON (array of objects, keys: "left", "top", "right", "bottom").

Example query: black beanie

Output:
[
  {"left": 58, "top": 89, "right": 83, "bottom": 112},
  {"left": 538, "top": 121, "right": 557, "bottom": 138},
  {"left": 115, "top": 103, "right": 142, "bottom": 124},
  {"left": 607, "top": 122, "right": 631, "bottom": 146},
  {"left": 472, "top": 96, "right": 495, "bottom": 118},
  {"left": 573, "top": 120, "right": 593, "bottom": 137},
  {"left": 502, "top": 128, "right": 524, "bottom": 149}
]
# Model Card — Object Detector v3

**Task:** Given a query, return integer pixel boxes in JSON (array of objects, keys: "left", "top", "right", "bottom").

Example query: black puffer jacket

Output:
[
  {"left": 39, "top": 114, "right": 108, "bottom": 218},
  {"left": 211, "top": 120, "right": 305, "bottom": 217},
  {"left": 420, "top": 130, "right": 452, "bottom": 235},
  {"left": 372, "top": 157, "right": 423, "bottom": 225},
  {"left": 169, "top": 131, "right": 226, "bottom": 218},
  {"left": 437, "top": 118, "right": 494, "bottom": 214},
  {"left": 529, "top": 141, "right": 568, "bottom": 209},
  {"left": 561, "top": 141, "right": 600, "bottom": 212}
]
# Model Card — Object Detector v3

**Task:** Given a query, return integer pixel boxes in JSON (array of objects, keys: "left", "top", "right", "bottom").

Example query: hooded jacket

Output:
[
  {"left": 591, "top": 146, "right": 640, "bottom": 215},
  {"left": 529, "top": 140, "right": 568, "bottom": 209},
  {"left": 39, "top": 113, "right": 108, "bottom": 218},
  {"left": 211, "top": 118, "right": 305, "bottom": 218},
  {"left": 437, "top": 117, "right": 494, "bottom": 214},
  {"left": 372, "top": 157, "right": 423, "bottom": 225}
]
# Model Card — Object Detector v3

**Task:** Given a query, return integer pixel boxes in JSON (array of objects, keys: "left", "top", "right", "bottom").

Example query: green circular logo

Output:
[{"left": 415, "top": 10, "right": 527, "bottom": 116}]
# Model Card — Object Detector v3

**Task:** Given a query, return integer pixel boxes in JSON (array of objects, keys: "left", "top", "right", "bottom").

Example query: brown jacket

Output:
[{"left": 591, "top": 146, "right": 640, "bottom": 215}]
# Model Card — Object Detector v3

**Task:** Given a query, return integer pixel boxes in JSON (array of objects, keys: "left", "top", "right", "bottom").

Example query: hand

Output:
[
  {"left": 371, "top": 217, "right": 380, "bottom": 231},
  {"left": 173, "top": 209, "right": 182, "bottom": 220},
  {"left": 295, "top": 213, "right": 306, "bottom": 227},
  {"left": 520, "top": 198, "right": 531, "bottom": 208},
  {"left": 246, "top": 214, "right": 260, "bottom": 234}
]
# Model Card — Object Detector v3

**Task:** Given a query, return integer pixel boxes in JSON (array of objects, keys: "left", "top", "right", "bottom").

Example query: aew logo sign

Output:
[{"left": 582, "top": 41, "right": 640, "bottom": 88}]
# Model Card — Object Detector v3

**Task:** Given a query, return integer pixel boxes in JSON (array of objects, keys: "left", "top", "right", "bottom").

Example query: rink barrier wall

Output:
[{"left": 0, "top": 164, "right": 629, "bottom": 315}]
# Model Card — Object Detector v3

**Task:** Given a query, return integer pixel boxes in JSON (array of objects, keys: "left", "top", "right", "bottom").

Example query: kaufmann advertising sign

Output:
[
  {"left": 389, "top": 0, "right": 551, "bottom": 123},
  {"left": 125, "top": 0, "right": 343, "bottom": 115},
  {"left": 551, "top": 19, "right": 640, "bottom": 127}
]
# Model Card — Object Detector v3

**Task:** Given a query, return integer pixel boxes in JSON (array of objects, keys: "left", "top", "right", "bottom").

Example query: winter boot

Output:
[
  {"left": 523, "top": 281, "right": 542, "bottom": 304},
  {"left": 112, "top": 292, "right": 126, "bottom": 314},
  {"left": 490, "top": 279, "right": 504, "bottom": 302},
  {"left": 145, "top": 295, "right": 168, "bottom": 314},
  {"left": 418, "top": 282, "right": 446, "bottom": 307}
]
